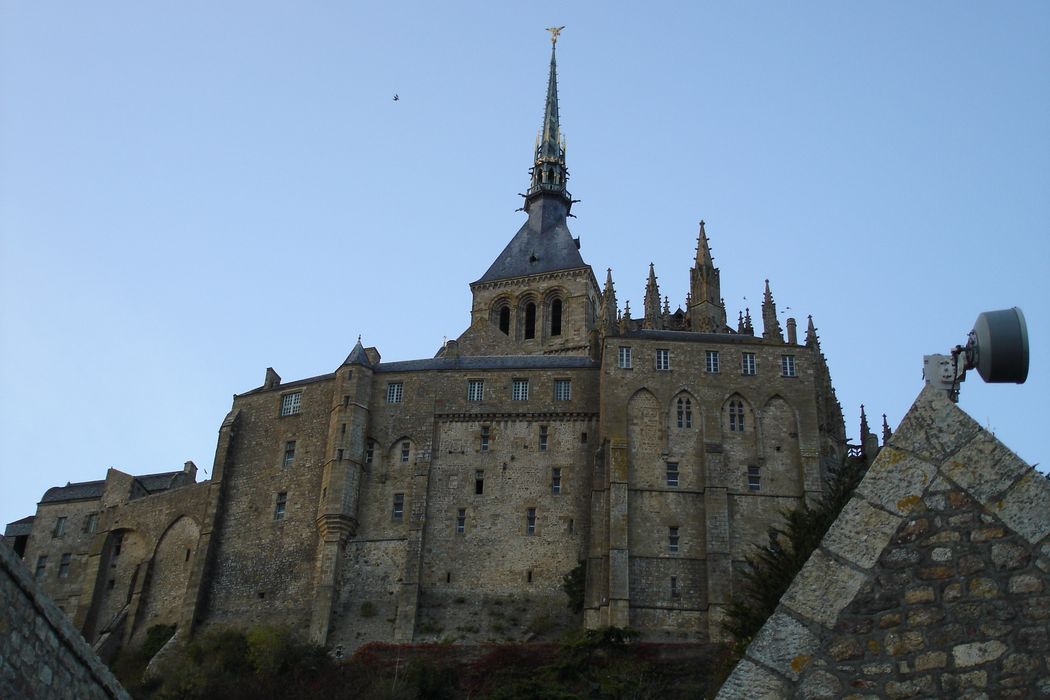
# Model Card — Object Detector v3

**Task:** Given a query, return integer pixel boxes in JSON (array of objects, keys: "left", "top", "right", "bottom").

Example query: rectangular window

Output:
[
  {"left": 59, "top": 553, "right": 71, "bottom": 578},
  {"left": 539, "top": 425, "right": 548, "bottom": 451},
  {"left": 274, "top": 492, "right": 287, "bottom": 521},
  {"left": 480, "top": 425, "right": 490, "bottom": 452},
  {"left": 618, "top": 346, "right": 632, "bottom": 369},
  {"left": 392, "top": 493, "right": 405, "bottom": 520},
  {"left": 669, "top": 526, "right": 680, "bottom": 554},
  {"left": 655, "top": 348, "right": 670, "bottom": 371},
  {"left": 35, "top": 556, "right": 47, "bottom": 578},
  {"left": 742, "top": 352, "right": 756, "bottom": 376},
  {"left": 551, "top": 467, "right": 562, "bottom": 495},
  {"left": 666, "top": 462, "right": 679, "bottom": 488},
  {"left": 85, "top": 513, "right": 98, "bottom": 534},
  {"left": 748, "top": 466, "right": 761, "bottom": 491},
  {"left": 781, "top": 355, "right": 797, "bottom": 377},
  {"left": 365, "top": 440, "right": 375, "bottom": 464},
  {"left": 400, "top": 441, "right": 410, "bottom": 463},
  {"left": 705, "top": 350, "right": 720, "bottom": 373},
  {"left": 475, "top": 470, "right": 484, "bottom": 495},
  {"left": 53, "top": 516, "right": 66, "bottom": 537},
  {"left": 467, "top": 379, "right": 484, "bottom": 401},
  {"left": 553, "top": 379, "right": 571, "bottom": 401},
  {"left": 526, "top": 508, "right": 536, "bottom": 535},
  {"left": 386, "top": 382, "right": 404, "bottom": 403},
  {"left": 512, "top": 379, "right": 529, "bottom": 401},
  {"left": 282, "top": 440, "right": 296, "bottom": 468},
  {"left": 280, "top": 391, "right": 302, "bottom": 416},
  {"left": 456, "top": 508, "right": 466, "bottom": 534},
  {"left": 671, "top": 576, "right": 680, "bottom": 598}
]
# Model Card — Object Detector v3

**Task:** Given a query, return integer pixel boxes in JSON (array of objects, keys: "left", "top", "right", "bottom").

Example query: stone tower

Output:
[{"left": 462, "top": 38, "right": 601, "bottom": 356}]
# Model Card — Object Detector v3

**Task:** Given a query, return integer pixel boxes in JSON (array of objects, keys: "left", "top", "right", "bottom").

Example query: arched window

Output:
[
  {"left": 499, "top": 306, "right": 510, "bottom": 335},
  {"left": 729, "top": 400, "right": 745, "bottom": 432},
  {"left": 524, "top": 303, "right": 536, "bottom": 340},
  {"left": 676, "top": 397, "right": 692, "bottom": 428},
  {"left": 550, "top": 299, "right": 562, "bottom": 337}
]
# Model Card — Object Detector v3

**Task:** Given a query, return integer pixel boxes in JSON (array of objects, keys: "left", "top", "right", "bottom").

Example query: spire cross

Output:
[{"left": 547, "top": 26, "right": 565, "bottom": 46}]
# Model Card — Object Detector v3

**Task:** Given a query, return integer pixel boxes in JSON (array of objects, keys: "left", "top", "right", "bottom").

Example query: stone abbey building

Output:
[{"left": 4, "top": 39, "right": 846, "bottom": 658}]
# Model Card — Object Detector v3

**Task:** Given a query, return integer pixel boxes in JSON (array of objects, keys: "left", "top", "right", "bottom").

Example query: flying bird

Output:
[{"left": 393, "top": 94, "right": 399, "bottom": 101}]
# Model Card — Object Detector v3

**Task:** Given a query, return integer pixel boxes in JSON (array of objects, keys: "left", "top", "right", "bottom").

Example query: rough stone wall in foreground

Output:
[
  {"left": 717, "top": 384, "right": 1050, "bottom": 698},
  {"left": 1, "top": 534, "right": 129, "bottom": 699}
]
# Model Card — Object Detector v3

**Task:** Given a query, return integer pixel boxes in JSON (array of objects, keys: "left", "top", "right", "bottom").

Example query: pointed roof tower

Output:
[
  {"left": 599, "top": 268, "right": 618, "bottom": 335},
  {"left": 761, "top": 279, "right": 784, "bottom": 342},
  {"left": 475, "top": 29, "right": 585, "bottom": 284},
  {"left": 343, "top": 336, "right": 373, "bottom": 368},
  {"left": 689, "top": 220, "right": 727, "bottom": 332},
  {"left": 643, "top": 263, "right": 662, "bottom": 329},
  {"left": 805, "top": 315, "right": 821, "bottom": 350}
]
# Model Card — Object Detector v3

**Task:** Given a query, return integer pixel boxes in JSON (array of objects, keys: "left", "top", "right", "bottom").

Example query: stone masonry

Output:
[
  {"left": 718, "top": 384, "right": 1049, "bottom": 698},
  {"left": 1, "top": 529, "right": 129, "bottom": 699}
]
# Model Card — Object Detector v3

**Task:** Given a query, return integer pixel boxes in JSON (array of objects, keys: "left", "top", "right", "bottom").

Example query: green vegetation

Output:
[
  {"left": 118, "top": 625, "right": 723, "bottom": 699},
  {"left": 561, "top": 561, "right": 586, "bottom": 614},
  {"left": 717, "top": 455, "right": 869, "bottom": 684}
]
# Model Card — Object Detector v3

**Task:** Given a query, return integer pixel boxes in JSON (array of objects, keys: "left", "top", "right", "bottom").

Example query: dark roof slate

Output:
[
  {"left": 474, "top": 198, "right": 586, "bottom": 284},
  {"left": 41, "top": 480, "right": 105, "bottom": 504},
  {"left": 376, "top": 355, "right": 597, "bottom": 374},
  {"left": 4, "top": 516, "right": 35, "bottom": 538}
]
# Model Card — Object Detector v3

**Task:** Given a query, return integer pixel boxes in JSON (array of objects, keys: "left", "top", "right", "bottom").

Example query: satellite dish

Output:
[{"left": 965, "top": 307, "right": 1029, "bottom": 384}]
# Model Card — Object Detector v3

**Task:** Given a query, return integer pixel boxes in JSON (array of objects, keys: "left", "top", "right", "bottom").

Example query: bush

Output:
[{"left": 561, "top": 561, "right": 585, "bottom": 613}]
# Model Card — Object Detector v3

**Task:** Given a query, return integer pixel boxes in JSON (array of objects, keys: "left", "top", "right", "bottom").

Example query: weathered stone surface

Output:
[
  {"left": 886, "top": 385, "right": 980, "bottom": 464},
  {"left": 914, "top": 650, "right": 947, "bottom": 671},
  {"left": 884, "top": 674, "right": 934, "bottom": 698},
  {"left": 1010, "top": 574, "right": 1044, "bottom": 594},
  {"left": 797, "top": 669, "right": 842, "bottom": 699},
  {"left": 781, "top": 549, "right": 867, "bottom": 628},
  {"left": 856, "top": 447, "right": 937, "bottom": 517},
  {"left": 1, "top": 541, "right": 130, "bottom": 700},
  {"left": 996, "top": 472, "right": 1050, "bottom": 545},
  {"left": 823, "top": 498, "right": 902, "bottom": 569},
  {"left": 828, "top": 636, "right": 863, "bottom": 661},
  {"left": 714, "top": 658, "right": 791, "bottom": 700},
  {"left": 885, "top": 629, "right": 925, "bottom": 656},
  {"left": 952, "top": 640, "right": 1007, "bottom": 667},
  {"left": 944, "top": 432, "right": 1030, "bottom": 505},
  {"left": 904, "top": 585, "right": 934, "bottom": 604},
  {"left": 746, "top": 612, "right": 819, "bottom": 681}
]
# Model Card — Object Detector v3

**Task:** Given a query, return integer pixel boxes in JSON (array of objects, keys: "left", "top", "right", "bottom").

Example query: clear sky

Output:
[{"left": 2, "top": 2, "right": 1047, "bottom": 528}]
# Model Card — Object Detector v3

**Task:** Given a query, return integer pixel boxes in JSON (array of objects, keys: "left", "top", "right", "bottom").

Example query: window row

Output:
[
  {"left": 492, "top": 297, "right": 564, "bottom": 340},
  {"left": 34, "top": 552, "right": 73, "bottom": 579},
  {"left": 387, "top": 378, "right": 573, "bottom": 404},
  {"left": 464, "top": 467, "right": 564, "bottom": 495},
  {"left": 671, "top": 397, "right": 749, "bottom": 432},
  {"left": 477, "top": 425, "right": 567, "bottom": 453},
  {"left": 617, "top": 347, "right": 797, "bottom": 377},
  {"left": 49, "top": 513, "right": 99, "bottom": 538},
  {"left": 659, "top": 462, "right": 762, "bottom": 491}
]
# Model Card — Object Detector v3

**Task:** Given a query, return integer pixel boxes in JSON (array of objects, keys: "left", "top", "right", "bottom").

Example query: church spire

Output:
[
  {"left": 689, "top": 220, "right": 726, "bottom": 332},
  {"left": 643, "top": 263, "right": 662, "bottom": 329},
  {"left": 761, "top": 279, "right": 784, "bottom": 342},
  {"left": 599, "top": 268, "right": 618, "bottom": 335},
  {"left": 525, "top": 30, "right": 571, "bottom": 212}
]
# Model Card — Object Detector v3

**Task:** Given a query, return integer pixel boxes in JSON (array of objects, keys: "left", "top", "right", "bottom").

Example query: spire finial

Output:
[
  {"left": 546, "top": 26, "right": 565, "bottom": 46},
  {"left": 525, "top": 28, "right": 571, "bottom": 209}
]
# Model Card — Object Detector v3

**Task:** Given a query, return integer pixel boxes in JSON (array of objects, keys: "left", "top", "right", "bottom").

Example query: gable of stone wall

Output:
[{"left": 717, "top": 385, "right": 1050, "bottom": 698}]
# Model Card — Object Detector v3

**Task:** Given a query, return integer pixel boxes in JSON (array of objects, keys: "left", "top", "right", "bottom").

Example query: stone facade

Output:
[
  {"left": 717, "top": 384, "right": 1049, "bottom": 697},
  {"left": 1, "top": 526, "right": 129, "bottom": 699},
  {"left": 4, "top": 40, "right": 847, "bottom": 659}
]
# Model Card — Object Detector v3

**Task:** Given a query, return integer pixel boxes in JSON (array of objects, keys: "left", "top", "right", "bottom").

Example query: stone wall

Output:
[
  {"left": 718, "top": 384, "right": 1050, "bottom": 697},
  {"left": 1, "top": 534, "right": 129, "bottom": 699}
]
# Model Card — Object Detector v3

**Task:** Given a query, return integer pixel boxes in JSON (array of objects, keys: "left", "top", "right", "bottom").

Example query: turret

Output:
[
  {"left": 643, "top": 263, "right": 662, "bottom": 330},
  {"left": 599, "top": 268, "right": 618, "bottom": 335},
  {"left": 689, "top": 221, "right": 727, "bottom": 332},
  {"left": 761, "top": 279, "right": 784, "bottom": 342}
]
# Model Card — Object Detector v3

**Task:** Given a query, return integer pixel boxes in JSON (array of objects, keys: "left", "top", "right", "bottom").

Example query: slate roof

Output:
[
  {"left": 375, "top": 355, "right": 597, "bottom": 374},
  {"left": 41, "top": 480, "right": 105, "bottom": 504},
  {"left": 4, "top": 516, "right": 34, "bottom": 538},
  {"left": 39, "top": 469, "right": 186, "bottom": 504},
  {"left": 474, "top": 197, "right": 586, "bottom": 283}
]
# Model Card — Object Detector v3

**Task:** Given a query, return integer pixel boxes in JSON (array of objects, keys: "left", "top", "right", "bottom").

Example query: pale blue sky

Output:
[{"left": 2, "top": 2, "right": 1047, "bottom": 527}]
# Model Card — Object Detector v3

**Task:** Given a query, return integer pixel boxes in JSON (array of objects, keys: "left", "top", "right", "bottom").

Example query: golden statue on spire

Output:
[{"left": 546, "top": 26, "right": 565, "bottom": 46}]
